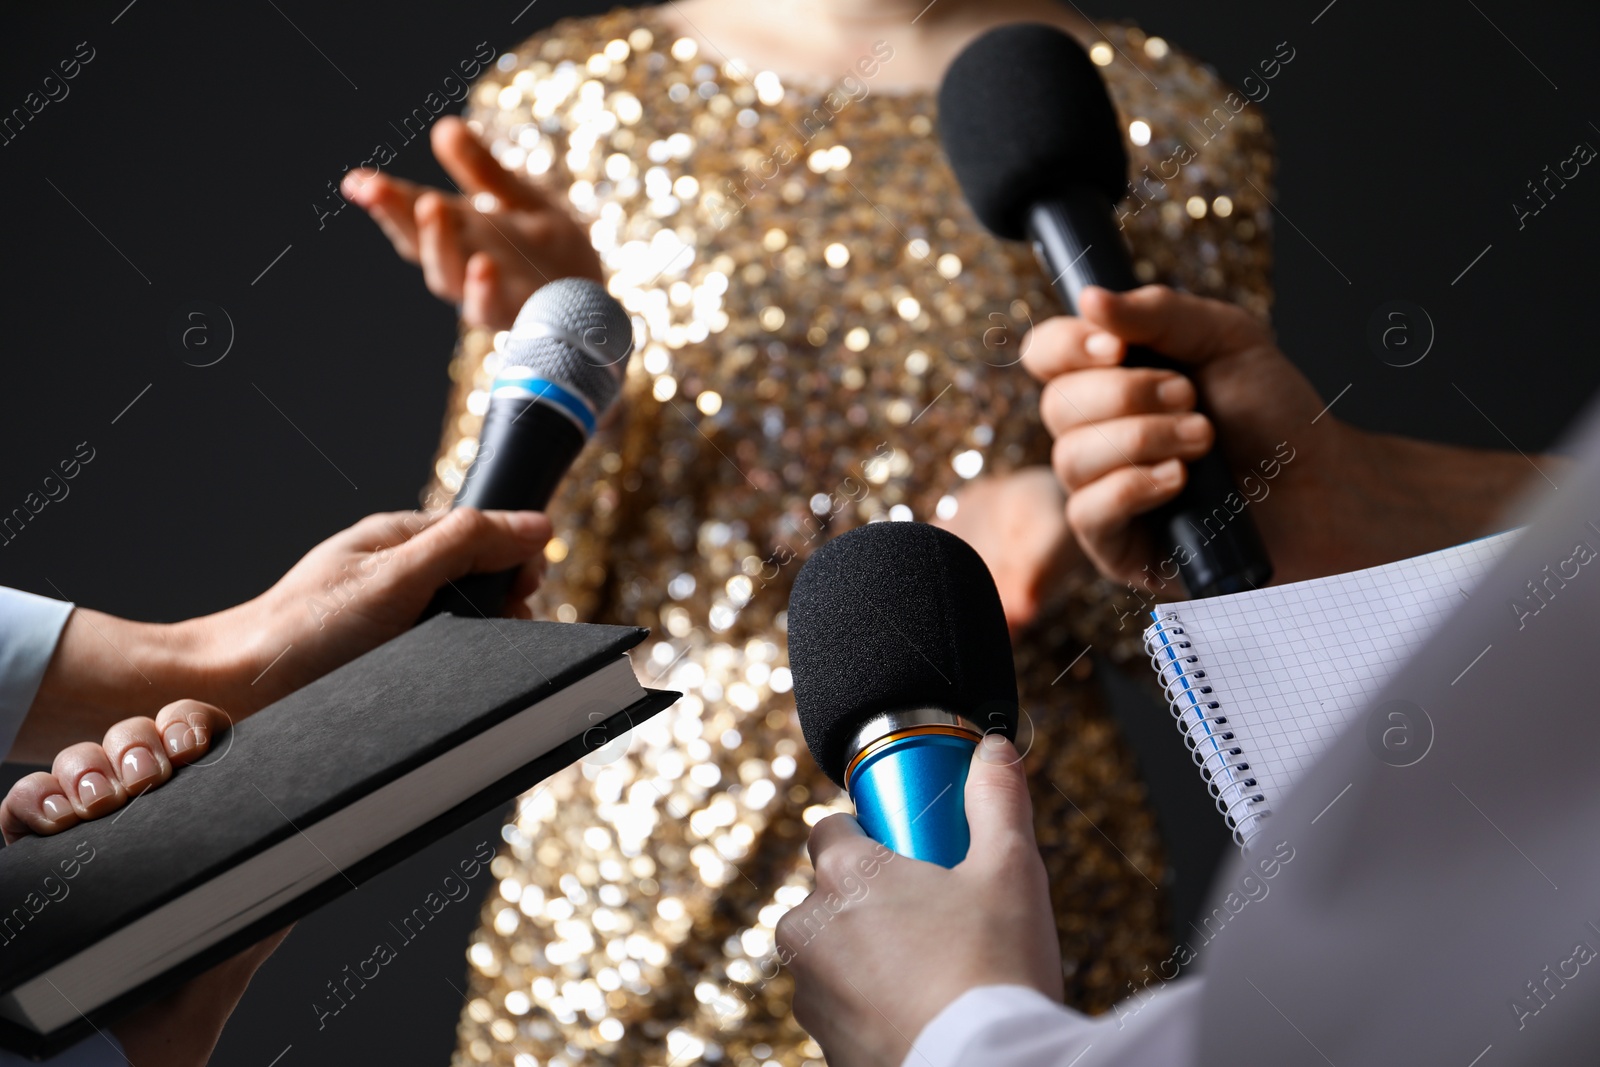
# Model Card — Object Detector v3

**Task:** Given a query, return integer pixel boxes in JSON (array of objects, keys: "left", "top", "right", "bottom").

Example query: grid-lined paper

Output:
[{"left": 1154, "top": 530, "right": 1519, "bottom": 837}]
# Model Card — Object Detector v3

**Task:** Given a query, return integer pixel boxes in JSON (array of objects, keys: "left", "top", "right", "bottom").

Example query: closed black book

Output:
[{"left": 0, "top": 615, "right": 678, "bottom": 1058}]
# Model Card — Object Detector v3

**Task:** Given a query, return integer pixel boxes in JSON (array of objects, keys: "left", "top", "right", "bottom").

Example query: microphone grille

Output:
[
  {"left": 786, "top": 522, "right": 1019, "bottom": 786},
  {"left": 501, "top": 278, "right": 634, "bottom": 422},
  {"left": 937, "top": 23, "right": 1129, "bottom": 240}
]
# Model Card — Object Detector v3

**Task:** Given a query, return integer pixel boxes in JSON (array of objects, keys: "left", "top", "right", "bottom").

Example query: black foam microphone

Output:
[
  {"left": 423, "top": 278, "right": 632, "bottom": 620},
  {"left": 787, "top": 522, "right": 1019, "bottom": 866},
  {"left": 938, "top": 23, "right": 1273, "bottom": 598}
]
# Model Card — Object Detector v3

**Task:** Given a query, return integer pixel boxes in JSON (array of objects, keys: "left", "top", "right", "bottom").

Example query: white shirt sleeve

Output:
[
  {"left": 905, "top": 979, "right": 1204, "bottom": 1067},
  {"left": 908, "top": 414, "right": 1600, "bottom": 1067},
  {"left": 0, "top": 587, "right": 74, "bottom": 761}
]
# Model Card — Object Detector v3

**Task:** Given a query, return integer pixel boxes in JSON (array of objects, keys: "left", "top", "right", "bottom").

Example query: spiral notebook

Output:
[{"left": 1143, "top": 530, "right": 1520, "bottom": 848}]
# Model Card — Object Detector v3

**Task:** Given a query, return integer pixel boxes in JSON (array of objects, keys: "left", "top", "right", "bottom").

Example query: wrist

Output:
[
  {"left": 167, "top": 600, "right": 293, "bottom": 717},
  {"left": 16, "top": 612, "right": 203, "bottom": 762},
  {"left": 164, "top": 610, "right": 259, "bottom": 713},
  {"left": 56, "top": 611, "right": 195, "bottom": 715}
]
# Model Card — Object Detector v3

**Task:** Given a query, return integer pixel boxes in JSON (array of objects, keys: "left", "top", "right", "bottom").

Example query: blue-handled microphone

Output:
[
  {"left": 786, "top": 522, "right": 1020, "bottom": 866},
  {"left": 423, "top": 277, "right": 632, "bottom": 620}
]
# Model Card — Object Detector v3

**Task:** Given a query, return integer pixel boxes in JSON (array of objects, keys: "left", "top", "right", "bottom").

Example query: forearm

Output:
[
  {"left": 13, "top": 610, "right": 229, "bottom": 764},
  {"left": 13, "top": 507, "right": 552, "bottom": 763},
  {"left": 1345, "top": 429, "right": 1556, "bottom": 561},
  {"left": 1255, "top": 424, "right": 1557, "bottom": 586}
]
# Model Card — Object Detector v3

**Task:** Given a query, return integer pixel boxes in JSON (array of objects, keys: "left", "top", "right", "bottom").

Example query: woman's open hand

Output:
[{"left": 342, "top": 115, "right": 603, "bottom": 330}]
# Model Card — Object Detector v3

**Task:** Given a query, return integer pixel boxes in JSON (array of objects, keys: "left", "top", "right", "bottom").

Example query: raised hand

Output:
[{"left": 342, "top": 116, "right": 603, "bottom": 329}]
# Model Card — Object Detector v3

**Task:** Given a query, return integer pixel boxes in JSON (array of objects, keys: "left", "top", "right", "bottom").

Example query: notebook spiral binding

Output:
[{"left": 1143, "top": 611, "right": 1269, "bottom": 848}]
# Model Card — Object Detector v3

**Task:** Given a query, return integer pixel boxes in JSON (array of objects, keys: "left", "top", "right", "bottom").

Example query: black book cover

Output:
[{"left": 0, "top": 615, "right": 677, "bottom": 1058}]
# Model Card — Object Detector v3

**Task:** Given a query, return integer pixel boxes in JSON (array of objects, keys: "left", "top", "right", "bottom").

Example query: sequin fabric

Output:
[{"left": 433, "top": 9, "right": 1275, "bottom": 1064}]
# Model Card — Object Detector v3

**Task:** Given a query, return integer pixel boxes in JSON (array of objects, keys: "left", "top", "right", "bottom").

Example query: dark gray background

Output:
[{"left": 2, "top": 1, "right": 1595, "bottom": 1063}]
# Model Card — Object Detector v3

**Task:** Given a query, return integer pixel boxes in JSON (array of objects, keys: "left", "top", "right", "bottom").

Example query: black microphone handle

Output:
[
  {"left": 1028, "top": 195, "right": 1273, "bottom": 597},
  {"left": 420, "top": 398, "right": 586, "bottom": 621}
]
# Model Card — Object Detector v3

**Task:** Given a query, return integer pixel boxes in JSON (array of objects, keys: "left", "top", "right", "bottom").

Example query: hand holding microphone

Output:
[
  {"left": 786, "top": 521, "right": 1020, "bottom": 867},
  {"left": 938, "top": 24, "right": 1274, "bottom": 598},
  {"left": 1021, "top": 284, "right": 1346, "bottom": 593},
  {"left": 776, "top": 737, "right": 1063, "bottom": 1067},
  {"left": 782, "top": 522, "right": 1059, "bottom": 1062},
  {"left": 424, "top": 277, "right": 633, "bottom": 620}
]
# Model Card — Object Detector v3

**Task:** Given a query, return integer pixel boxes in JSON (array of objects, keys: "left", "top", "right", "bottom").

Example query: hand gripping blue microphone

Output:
[{"left": 786, "top": 522, "right": 1020, "bottom": 866}]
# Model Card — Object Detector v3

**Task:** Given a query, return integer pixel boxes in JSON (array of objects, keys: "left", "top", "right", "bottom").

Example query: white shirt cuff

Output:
[
  {"left": 0, "top": 588, "right": 73, "bottom": 761},
  {"left": 906, "top": 978, "right": 1205, "bottom": 1067},
  {"left": 906, "top": 985, "right": 1091, "bottom": 1067}
]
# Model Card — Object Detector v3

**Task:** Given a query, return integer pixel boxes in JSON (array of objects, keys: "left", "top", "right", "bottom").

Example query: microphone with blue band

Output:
[
  {"left": 491, "top": 369, "right": 600, "bottom": 436},
  {"left": 423, "top": 277, "right": 633, "bottom": 621},
  {"left": 787, "top": 522, "right": 1020, "bottom": 867}
]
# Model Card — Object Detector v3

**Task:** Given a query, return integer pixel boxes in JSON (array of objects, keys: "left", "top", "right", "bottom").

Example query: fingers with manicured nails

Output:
[
  {"left": 341, "top": 170, "right": 423, "bottom": 262},
  {"left": 961, "top": 737, "right": 1038, "bottom": 865},
  {"left": 1037, "top": 366, "right": 1196, "bottom": 436},
  {"left": 417, "top": 191, "right": 467, "bottom": 303},
  {"left": 1, "top": 703, "right": 222, "bottom": 843},
  {"left": 1065, "top": 461, "right": 1185, "bottom": 581},
  {"left": 1078, "top": 285, "right": 1270, "bottom": 366},
  {"left": 1, "top": 772, "right": 79, "bottom": 844},
  {"left": 153, "top": 700, "right": 223, "bottom": 766},
  {"left": 101, "top": 716, "right": 173, "bottom": 796},
  {"left": 1049, "top": 411, "right": 1213, "bottom": 492},
  {"left": 432, "top": 115, "right": 553, "bottom": 210},
  {"left": 52, "top": 742, "right": 125, "bottom": 820}
]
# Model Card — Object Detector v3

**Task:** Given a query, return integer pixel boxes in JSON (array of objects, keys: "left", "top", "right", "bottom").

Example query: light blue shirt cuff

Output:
[
  {"left": 0, "top": 592, "right": 122, "bottom": 1067},
  {"left": 0, "top": 587, "right": 74, "bottom": 762},
  {"left": 0, "top": 1030, "right": 125, "bottom": 1065}
]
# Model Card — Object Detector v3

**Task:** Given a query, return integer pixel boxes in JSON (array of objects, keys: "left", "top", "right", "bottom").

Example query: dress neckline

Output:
[{"left": 630, "top": 5, "right": 1129, "bottom": 102}]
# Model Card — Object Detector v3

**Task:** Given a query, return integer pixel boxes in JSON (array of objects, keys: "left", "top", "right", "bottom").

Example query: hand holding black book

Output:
[{"left": 0, "top": 615, "right": 677, "bottom": 1058}]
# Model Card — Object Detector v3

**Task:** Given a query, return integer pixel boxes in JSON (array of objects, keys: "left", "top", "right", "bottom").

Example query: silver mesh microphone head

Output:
[{"left": 501, "top": 278, "right": 633, "bottom": 422}]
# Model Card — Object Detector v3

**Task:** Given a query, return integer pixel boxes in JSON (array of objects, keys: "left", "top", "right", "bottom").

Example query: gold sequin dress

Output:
[{"left": 432, "top": 9, "right": 1275, "bottom": 1065}]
